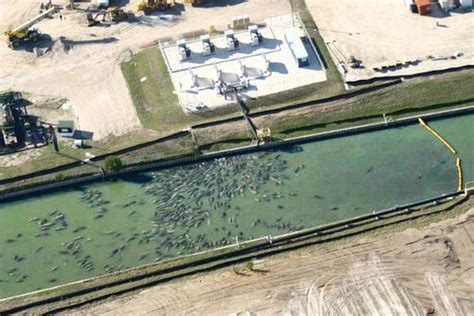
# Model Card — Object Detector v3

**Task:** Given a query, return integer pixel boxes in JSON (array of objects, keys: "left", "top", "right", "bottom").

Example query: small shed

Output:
[
  {"left": 415, "top": 0, "right": 431, "bottom": 15},
  {"left": 57, "top": 120, "right": 75, "bottom": 137},
  {"left": 284, "top": 28, "right": 309, "bottom": 68}
]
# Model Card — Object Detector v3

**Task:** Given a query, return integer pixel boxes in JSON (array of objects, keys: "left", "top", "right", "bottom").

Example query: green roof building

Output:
[{"left": 57, "top": 120, "right": 75, "bottom": 137}]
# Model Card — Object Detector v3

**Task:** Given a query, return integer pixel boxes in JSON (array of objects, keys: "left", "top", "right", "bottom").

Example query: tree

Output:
[{"left": 103, "top": 156, "right": 123, "bottom": 172}]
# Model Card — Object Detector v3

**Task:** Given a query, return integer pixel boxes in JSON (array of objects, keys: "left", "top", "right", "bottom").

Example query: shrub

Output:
[{"left": 103, "top": 156, "right": 123, "bottom": 173}]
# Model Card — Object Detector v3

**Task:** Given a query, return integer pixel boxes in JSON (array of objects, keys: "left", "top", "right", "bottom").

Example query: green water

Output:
[{"left": 0, "top": 114, "right": 473, "bottom": 298}]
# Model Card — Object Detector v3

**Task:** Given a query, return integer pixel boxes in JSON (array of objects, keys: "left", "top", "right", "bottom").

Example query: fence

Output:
[{"left": 1, "top": 104, "right": 473, "bottom": 203}]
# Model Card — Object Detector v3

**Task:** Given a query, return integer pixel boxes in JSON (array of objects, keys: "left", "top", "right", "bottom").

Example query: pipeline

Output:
[
  {"left": 456, "top": 157, "right": 463, "bottom": 192},
  {"left": 418, "top": 118, "right": 457, "bottom": 155}
]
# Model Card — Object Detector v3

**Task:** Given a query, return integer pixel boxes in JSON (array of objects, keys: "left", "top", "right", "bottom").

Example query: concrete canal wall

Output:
[
  {"left": 1, "top": 105, "right": 473, "bottom": 203},
  {"left": 346, "top": 64, "right": 474, "bottom": 86}
]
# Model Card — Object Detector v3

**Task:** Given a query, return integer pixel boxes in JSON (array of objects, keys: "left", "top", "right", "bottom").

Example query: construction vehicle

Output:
[
  {"left": 257, "top": 128, "right": 271, "bottom": 143},
  {"left": 86, "top": 7, "right": 132, "bottom": 26},
  {"left": 4, "top": 6, "right": 58, "bottom": 49},
  {"left": 85, "top": 12, "right": 107, "bottom": 27},
  {"left": 183, "top": 0, "right": 207, "bottom": 6},
  {"left": 136, "top": 0, "right": 175, "bottom": 14},
  {"left": 107, "top": 6, "right": 133, "bottom": 22}
]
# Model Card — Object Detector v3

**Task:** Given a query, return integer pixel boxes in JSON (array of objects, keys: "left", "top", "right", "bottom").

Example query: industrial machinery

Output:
[
  {"left": 200, "top": 34, "right": 215, "bottom": 56},
  {"left": 225, "top": 30, "right": 239, "bottom": 51},
  {"left": 85, "top": 12, "right": 107, "bottom": 27},
  {"left": 96, "top": 0, "right": 110, "bottom": 8},
  {"left": 257, "top": 127, "right": 271, "bottom": 143},
  {"left": 0, "top": 91, "right": 22, "bottom": 106},
  {"left": 107, "top": 6, "right": 132, "bottom": 22},
  {"left": 248, "top": 25, "right": 263, "bottom": 47},
  {"left": 4, "top": 6, "right": 58, "bottom": 49},
  {"left": 0, "top": 91, "right": 23, "bottom": 149},
  {"left": 86, "top": 7, "right": 131, "bottom": 26},
  {"left": 136, "top": 0, "right": 175, "bottom": 14},
  {"left": 177, "top": 39, "right": 191, "bottom": 61},
  {"left": 183, "top": 0, "right": 207, "bottom": 6}
]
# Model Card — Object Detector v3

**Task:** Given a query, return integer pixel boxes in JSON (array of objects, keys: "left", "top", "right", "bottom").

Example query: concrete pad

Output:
[{"left": 161, "top": 15, "right": 327, "bottom": 113}]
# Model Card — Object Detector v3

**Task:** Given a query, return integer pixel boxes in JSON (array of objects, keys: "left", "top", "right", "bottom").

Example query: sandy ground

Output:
[
  {"left": 72, "top": 207, "right": 474, "bottom": 315},
  {"left": 0, "top": 0, "right": 290, "bottom": 140},
  {"left": 306, "top": 0, "right": 474, "bottom": 81},
  {"left": 0, "top": 147, "right": 46, "bottom": 168}
]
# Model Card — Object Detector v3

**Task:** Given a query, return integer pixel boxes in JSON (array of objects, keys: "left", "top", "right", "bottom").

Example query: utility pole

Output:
[{"left": 70, "top": 0, "right": 74, "bottom": 10}]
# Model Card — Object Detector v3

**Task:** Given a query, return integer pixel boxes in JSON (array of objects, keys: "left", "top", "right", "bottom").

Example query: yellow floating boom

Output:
[
  {"left": 418, "top": 118, "right": 457, "bottom": 155},
  {"left": 456, "top": 157, "right": 463, "bottom": 192}
]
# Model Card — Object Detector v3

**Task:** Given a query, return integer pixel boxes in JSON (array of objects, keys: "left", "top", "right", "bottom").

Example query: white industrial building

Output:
[
  {"left": 160, "top": 15, "right": 326, "bottom": 112},
  {"left": 284, "top": 28, "right": 309, "bottom": 68}
]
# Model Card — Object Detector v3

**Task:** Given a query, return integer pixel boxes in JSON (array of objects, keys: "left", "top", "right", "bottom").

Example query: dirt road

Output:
[
  {"left": 0, "top": 0, "right": 290, "bottom": 139},
  {"left": 70, "top": 207, "right": 474, "bottom": 315}
]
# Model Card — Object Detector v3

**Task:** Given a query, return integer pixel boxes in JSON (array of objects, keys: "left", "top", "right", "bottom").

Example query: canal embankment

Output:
[
  {"left": 1, "top": 105, "right": 473, "bottom": 203},
  {"left": 1, "top": 193, "right": 470, "bottom": 314}
]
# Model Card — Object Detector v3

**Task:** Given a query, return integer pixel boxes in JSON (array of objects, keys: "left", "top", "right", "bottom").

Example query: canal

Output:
[{"left": 0, "top": 114, "right": 473, "bottom": 298}]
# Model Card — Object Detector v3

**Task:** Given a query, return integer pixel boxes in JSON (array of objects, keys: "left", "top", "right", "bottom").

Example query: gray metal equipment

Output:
[
  {"left": 200, "top": 34, "right": 215, "bottom": 56},
  {"left": 177, "top": 39, "right": 191, "bottom": 61},
  {"left": 248, "top": 25, "right": 263, "bottom": 47},
  {"left": 225, "top": 30, "right": 239, "bottom": 51}
]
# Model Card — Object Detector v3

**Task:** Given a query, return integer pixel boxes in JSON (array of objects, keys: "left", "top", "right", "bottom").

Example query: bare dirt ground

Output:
[
  {"left": 72, "top": 207, "right": 474, "bottom": 315},
  {"left": 0, "top": 147, "right": 46, "bottom": 168},
  {"left": 306, "top": 0, "right": 474, "bottom": 81},
  {"left": 0, "top": 0, "right": 290, "bottom": 140}
]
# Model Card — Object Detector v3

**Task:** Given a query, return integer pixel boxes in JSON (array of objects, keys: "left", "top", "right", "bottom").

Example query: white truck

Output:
[{"left": 96, "top": 0, "right": 110, "bottom": 8}]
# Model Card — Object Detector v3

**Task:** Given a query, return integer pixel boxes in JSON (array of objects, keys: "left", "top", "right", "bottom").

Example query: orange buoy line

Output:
[{"left": 418, "top": 118, "right": 457, "bottom": 155}]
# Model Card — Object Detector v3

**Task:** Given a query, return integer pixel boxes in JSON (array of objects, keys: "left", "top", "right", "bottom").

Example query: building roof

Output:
[
  {"left": 284, "top": 28, "right": 308, "bottom": 60},
  {"left": 58, "top": 120, "right": 74, "bottom": 129}
]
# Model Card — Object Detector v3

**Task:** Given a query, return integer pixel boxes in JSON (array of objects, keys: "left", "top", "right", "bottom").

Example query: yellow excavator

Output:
[
  {"left": 107, "top": 6, "right": 133, "bottom": 22},
  {"left": 86, "top": 7, "right": 132, "bottom": 27},
  {"left": 136, "top": 0, "right": 175, "bottom": 14},
  {"left": 183, "top": 0, "right": 207, "bottom": 6},
  {"left": 4, "top": 5, "right": 58, "bottom": 49}
]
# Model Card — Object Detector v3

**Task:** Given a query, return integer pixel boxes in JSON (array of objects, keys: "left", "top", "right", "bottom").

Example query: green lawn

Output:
[
  {"left": 121, "top": 47, "right": 208, "bottom": 131},
  {"left": 262, "top": 69, "right": 474, "bottom": 138}
]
